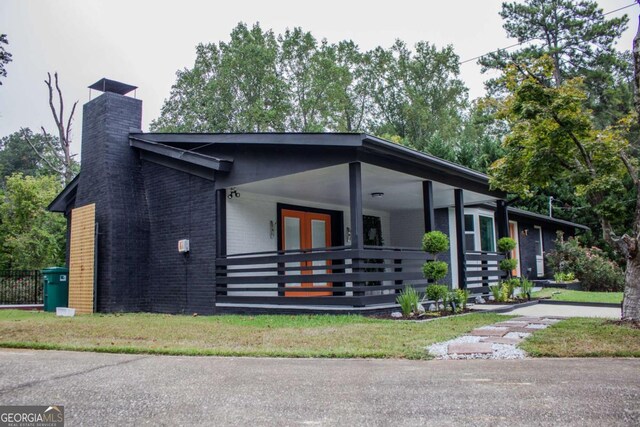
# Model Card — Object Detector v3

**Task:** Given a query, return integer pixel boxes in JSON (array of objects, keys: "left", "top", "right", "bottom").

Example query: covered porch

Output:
[{"left": 214, "top": 161, "right": 510, "bottom": 309}]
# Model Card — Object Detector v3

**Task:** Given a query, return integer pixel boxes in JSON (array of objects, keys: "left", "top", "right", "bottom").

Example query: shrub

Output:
[
  {"left": 422, "top": 231, "right": 450, "bottom": 255},
  {"left": 546, "top": 233, "right": 624, "bottom": 292},
  {"left": 519, "top": 279, "right": 534, "bottom": 299},
  {"left": 396, "top": 286, "right": 420, "bottom": 317},
  {"left": 489, "top": 284, "right": 504, "bottom": 302},
  {"left": 455, "top": 289, "right": 470, "bottom": 310},
  {"left": 554, "top": 271, "right": 575, "bottom": 283},
  {"left": 502, "top": 278, "right": 520, "bottom": 299},
  {"left": 445, "top": 291, "right": 463, "bottom": 312},
  {"left": 425, "top": 284, "right": 448, "bottom": 304},
  {"left": 497, "top": 237, "right": 517, "bottom": 253},
  {"left": 499, "top": 258, "right": 518, "bottom": 273},
  {"left": 422, "top": 260, "right": 448, "bottom": 282}
]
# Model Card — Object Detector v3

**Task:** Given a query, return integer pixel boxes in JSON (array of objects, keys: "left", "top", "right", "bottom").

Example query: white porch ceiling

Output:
[{"left": 236, "top": 164, "right": 498, "bottom": 211}]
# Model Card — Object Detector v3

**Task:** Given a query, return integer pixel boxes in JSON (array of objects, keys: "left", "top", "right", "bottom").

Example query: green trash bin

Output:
[{"left": 42, "top": 267, "right": 69, "bottom": 312}]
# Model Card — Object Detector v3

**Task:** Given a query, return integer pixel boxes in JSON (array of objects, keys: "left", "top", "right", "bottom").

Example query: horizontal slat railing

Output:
[
  {"left": 464, "top": 250, "right": 506, "bottom": 291},
  {"left": 215, "top": 246, "right": 429, "bottom": 306}
]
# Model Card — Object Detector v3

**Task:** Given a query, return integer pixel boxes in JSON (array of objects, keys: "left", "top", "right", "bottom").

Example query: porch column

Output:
[
  {"left": 349, "top": 162, "right": 364, "bottom": 250},
  {"left": 422, "top": 181, "right": 435, "bottom": 233},
  {"left": 215, "top": 188, "right": 227, "bottom": 296},
  {"left": 496, "top": 200, "right": 509, "bottom": 240},
  {"left": 349, "top": 162, "right": 365, "bottom": 304},
  {"left": 454, "top": 189, "right": 466, "bottom": 290}
]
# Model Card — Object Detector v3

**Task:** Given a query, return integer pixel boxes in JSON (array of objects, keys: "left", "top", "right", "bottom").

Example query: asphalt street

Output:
[{"left": 0, "top": 350, "right": 638, "bottom": 426}]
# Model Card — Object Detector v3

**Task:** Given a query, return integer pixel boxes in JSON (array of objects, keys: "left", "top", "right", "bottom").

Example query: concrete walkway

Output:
[
  {"left": 0, "top": 350, "right": 638, "bottom": 426},
  {"left": 505, "top": 303, "right": 620, "bottom": 318}
]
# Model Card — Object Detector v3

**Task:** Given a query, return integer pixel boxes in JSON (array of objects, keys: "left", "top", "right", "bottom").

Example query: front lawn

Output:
[
  {"left": 532, "top": 287, "right": 623, "bottom": 304},
  {"left": 0, "top": 310, "right": 507, "bottom": 359},
  {"left": 521, "top": 318, "right": 640, "bottom": 357}
]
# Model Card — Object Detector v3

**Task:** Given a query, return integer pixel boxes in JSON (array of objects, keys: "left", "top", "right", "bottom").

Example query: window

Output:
[
  {"left": 479, "top": 216, "right": 495, "bottom": 252},
  {"left": 464, "top": 214, "right": 475, "bottom": 250}
]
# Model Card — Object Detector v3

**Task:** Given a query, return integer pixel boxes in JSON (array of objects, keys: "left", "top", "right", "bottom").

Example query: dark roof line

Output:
[
  {"left": 48, "top": 174, "right": 80, "bottom": 213},
  {"left": 129, "top": 136, "right": 233, "bottom": 172}
]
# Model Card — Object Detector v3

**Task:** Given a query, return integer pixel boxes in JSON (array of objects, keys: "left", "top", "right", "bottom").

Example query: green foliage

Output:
[
  {"left": 502, "top": 278, "right": 520, "bottom": 299},
  {"left": 425, "top": 284, "right": 448, "bottom": 303},
  {"left": 553, "top": 272, "right": 576, "bottom": 283},
  {"left": 0, "top": 34, "right": 11, "bottom": 84},
  {"left": 455, "top": 289, "right": 470, "bottom": 310},
  {"left": 151, "top": 22, "right": 500, "bottom": 171},
  {"left": 519, "top": 279, "right": 534, "bottom": 299},
  {"left": 546, "top": 233, "right": 624, "bottom": 292},
  {"left": 422, "top": 261, "right": 448, "bottom": 283},
  {"left": 479, "top": 0, "right": 631, "bottom": 128},
  {"left": 0, "top": 174, "right": 66, "bottom": 269},
  {"left": 497, "top": 237, "right": 516, "bottom": 253},
  {"left": 489, "top": 284, "right": 506, "bottom": 302},
  {"left": 0, "top": 129, "right": 72, "bottom": 184},
  {"left": 421, "top": 231, "right": 450, "bottom": 255},
  {"left": 499, "top": 258, "right": 518, "bottom": 274},
  {"left": 443, "top": 291, "right": 463, "bottom": 313},
  {"left": 396, "top": 286, "right": 420, "bottom": 317}
]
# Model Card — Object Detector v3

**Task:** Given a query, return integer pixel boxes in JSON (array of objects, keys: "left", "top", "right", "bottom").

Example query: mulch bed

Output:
[{"left": 369, "top": 308, "right": 474, "bottom": 321}]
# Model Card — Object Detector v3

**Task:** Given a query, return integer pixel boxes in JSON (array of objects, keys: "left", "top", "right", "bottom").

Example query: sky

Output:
[{"left": 0, "top": 0, "right": 637, "bottom": 157}]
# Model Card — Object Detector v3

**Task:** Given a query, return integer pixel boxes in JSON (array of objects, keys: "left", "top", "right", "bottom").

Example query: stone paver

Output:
[
  {"left": 480, "top": 337, "right": 522, "bottom": 345},
  {"left": 447, "top": 343, "right": 493, "bottom": 355},
  {"left": 429, "top": 316, "right": 557, "bottom": 360},
  {"left": 493, "top": 321, "right": 528, "bottom": 327},
  {"left": 469, "top": 328, "right": 508, "bottom": 337}
]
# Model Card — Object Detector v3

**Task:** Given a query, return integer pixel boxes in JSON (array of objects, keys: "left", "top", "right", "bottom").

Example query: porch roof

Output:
[{"left": 128, "top": 132, "right": 503, "bottom": 197}]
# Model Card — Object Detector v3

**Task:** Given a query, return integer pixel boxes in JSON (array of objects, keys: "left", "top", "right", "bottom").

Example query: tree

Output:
[
  {"left": 151, "top": 22, "right": 290, "bottom": 133},
  {"left": 0, "top": 129, "right": 65, "bottom": 183},
  {"left": 488, "top": 54, "right": 639, "bottom": 320},
  {"left": 0, "top": 173, "right": 66, "bottom": 269},
  {"left": 0, "top": 34, "right": 11, "bottom": 85},
  {"left": 368, "top": 40, "right": 468, "bottom": 153},
  {"left": 480, "top": 0, "right": 630, "bottom": 128},
  {"left": 20, "top": 73, "right": 78, "bottom": 184}
]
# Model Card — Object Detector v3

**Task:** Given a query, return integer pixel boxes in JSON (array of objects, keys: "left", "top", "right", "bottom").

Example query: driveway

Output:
[{"left": 0, "top": 350, "right": 638, "bottom": 426}]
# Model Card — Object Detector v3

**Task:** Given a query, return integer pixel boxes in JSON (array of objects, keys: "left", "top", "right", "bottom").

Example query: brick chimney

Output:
[{"left": 74, "top": 79, "right": 150, "bottom": 312}]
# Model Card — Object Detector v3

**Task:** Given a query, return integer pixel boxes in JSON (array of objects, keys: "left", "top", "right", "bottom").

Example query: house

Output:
[{"left": 48, "top": 79, "right": 588, "bottom": 314}]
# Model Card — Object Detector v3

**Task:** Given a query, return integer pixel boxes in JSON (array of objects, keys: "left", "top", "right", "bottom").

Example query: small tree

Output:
[
  {"left": 422, "top": 231, "right": 451, "bottom": 309},
  {"left": 497, "top": 237, "right": 518, "bottom": 279}
]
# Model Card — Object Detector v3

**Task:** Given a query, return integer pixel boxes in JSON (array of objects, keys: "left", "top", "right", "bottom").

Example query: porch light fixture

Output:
[
  {"left": 228, "top": 187, "right": 240, "bottom": 199},
  {"left": 269, "top": 220, "right": 275, "bottom": 239},
  {"left": 370, "top": 192, "right": 384, "bottom": 198}
]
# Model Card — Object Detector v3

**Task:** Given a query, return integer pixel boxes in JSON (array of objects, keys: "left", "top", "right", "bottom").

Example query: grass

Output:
[
  {"left": 0, "top": 310, "right": 508, "bottom": 360},
  {"left": 532, "top": 287, "right": 623, "bottom": 304},
  {"left": 521, "top": 317, "right": 640, "bottom": 357}
]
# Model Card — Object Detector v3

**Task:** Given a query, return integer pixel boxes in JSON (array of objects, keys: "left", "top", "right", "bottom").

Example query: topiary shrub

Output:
[
  {"left": 497, "top": 237, "right": 517, "bottom": 253},
  {"left": 425, "top": 284, "right": 448, "bottom": 306},
  {"left": 499, "top": 258, "right": 518, "bottom": 273},
  {"left": 422, "top": 261, "right": 448, "bottom": 283},
  {"left": 422, "top": 231, "right": 450, "bottom": 255}
]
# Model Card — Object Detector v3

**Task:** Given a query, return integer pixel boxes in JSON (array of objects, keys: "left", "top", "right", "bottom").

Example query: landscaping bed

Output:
[{"left": 0, "top": 310, "right": 507, "bottom": 359}]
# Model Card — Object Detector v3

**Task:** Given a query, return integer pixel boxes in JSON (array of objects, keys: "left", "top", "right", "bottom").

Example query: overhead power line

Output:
[{"left": 459, "top": 2, "right": 638, "bottom": 65}]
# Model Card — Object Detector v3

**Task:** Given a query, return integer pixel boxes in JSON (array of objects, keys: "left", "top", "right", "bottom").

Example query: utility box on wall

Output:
[{"left": 178, "top": 239, "right": 190, "bottom": 253}]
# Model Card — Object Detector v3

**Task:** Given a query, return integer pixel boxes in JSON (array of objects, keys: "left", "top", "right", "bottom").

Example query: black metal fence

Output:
[{"left": 0, "top": 270, "right": 43, "bottom": 305}]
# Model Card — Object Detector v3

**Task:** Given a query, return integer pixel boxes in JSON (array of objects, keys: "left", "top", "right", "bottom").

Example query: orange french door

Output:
[{"left": 281, "top": 209, "right": 332, "bottom": 297}]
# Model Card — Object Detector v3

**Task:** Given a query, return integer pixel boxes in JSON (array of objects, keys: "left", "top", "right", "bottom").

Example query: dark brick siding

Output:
[
  {"left": 74, "top": 92, "right": 150, "bottom": 312},
  {"left": 512, "top": 218, "right": 574, "bottom": 279},
  {"left": 142, "top": 163, "right": 217, "bottom": 314}
]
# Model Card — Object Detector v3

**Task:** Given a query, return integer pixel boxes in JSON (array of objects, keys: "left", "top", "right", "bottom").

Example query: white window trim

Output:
[{"left": 463, "top": 208, "right": 497, "bottom": 253}]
